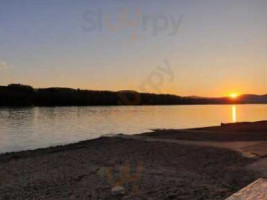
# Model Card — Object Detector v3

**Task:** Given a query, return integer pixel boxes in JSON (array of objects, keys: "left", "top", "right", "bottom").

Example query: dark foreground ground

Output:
[
  {"left": 0, "top": 139, "right": 260, "bottom": 199},
  {"left": 1, "top": 121, "right": 266, "bottom": 200}
]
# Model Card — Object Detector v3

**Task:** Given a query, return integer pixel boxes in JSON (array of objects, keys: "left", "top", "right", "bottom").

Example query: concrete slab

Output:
[
  {"left": 240, "top": 142, "right": 267, "bottom": 158},
  {"left": 226, "top": 178, "right": 267, "bottom": 200},
  {"left": 247, "top": 158, "right": 267, "bottom": 177}
]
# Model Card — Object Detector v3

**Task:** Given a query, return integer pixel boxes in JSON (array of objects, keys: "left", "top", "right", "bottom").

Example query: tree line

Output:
[{"left": 0, "top": 84, "right": 264, "bottom": 107}]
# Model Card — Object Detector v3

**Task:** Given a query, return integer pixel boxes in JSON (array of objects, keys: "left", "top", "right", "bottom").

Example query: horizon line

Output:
[{"left": 2, "top": 83, "right": 267, "bottom": 99}]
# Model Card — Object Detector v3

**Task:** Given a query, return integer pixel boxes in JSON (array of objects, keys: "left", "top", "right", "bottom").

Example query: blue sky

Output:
[{"left": 0, "top": 0, "right": 266, "bottom": 97}]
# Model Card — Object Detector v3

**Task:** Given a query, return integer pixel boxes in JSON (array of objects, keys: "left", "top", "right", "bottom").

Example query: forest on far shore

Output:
[{"left": 0, "top": 84, "right": 266, "bottom": 106}]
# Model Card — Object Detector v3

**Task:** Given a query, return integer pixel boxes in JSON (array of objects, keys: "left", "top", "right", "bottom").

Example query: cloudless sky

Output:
[{"left": 0, "top": 0, "right": 266, "bottom": 97}]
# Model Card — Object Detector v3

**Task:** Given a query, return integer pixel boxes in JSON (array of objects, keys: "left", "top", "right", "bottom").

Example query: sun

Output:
[{"left": 230, "top": 93, "right": 239, "bottom": 99}]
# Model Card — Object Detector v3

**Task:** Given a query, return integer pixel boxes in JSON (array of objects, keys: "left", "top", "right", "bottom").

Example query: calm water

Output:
[{"left": 0, "top": 105, "right": 267, "bottom": 153}]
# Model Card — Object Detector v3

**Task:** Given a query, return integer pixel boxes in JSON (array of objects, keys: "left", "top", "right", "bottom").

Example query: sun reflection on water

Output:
[{"left": 232, "top": 105, "right": 237, "bottom": 123}]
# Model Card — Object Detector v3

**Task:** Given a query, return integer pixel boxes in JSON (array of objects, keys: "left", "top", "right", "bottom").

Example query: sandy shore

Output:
[{"left": 0, "top": 122, "right": 266, "bottom": 200}]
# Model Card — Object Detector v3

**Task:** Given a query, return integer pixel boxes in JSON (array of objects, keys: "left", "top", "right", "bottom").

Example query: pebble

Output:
[{"left": 111, "top": 186, "right": 125, "bottom": 195}]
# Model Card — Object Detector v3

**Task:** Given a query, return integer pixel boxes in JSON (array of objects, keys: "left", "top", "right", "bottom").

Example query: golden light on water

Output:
[{"left": 232, "top": 105, "right": 237, "bottom": 123}]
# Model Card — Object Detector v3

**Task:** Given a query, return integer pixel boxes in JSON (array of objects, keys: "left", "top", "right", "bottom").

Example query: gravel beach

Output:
[{"left": 0, "top": 123, "right": 262, "bottom": 200}]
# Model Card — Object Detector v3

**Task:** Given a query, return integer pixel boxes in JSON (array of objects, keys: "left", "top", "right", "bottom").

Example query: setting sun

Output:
[{"left": 230, "top": 93, "right": 239, "bottom": 99}]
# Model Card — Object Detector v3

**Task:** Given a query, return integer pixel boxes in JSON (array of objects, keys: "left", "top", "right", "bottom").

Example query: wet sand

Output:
[{"left": 0, "top": 122, "right": 266, "bottom": 200}]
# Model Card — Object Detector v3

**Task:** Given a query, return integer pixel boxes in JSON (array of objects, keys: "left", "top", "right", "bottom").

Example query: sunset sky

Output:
[{"left": 0, "top": 0, "right": 266, "bottom": 97}]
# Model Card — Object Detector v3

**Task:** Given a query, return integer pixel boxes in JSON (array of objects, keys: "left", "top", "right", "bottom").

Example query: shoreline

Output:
[
  {"left": 1, "top": 121, "right": 267, "bottom": 199},
  {"left": 2, "top": 120, "right": 267, "bottom": 156},
  {"left": 1, "top": 103, "right": 267, "bottom": 108}
]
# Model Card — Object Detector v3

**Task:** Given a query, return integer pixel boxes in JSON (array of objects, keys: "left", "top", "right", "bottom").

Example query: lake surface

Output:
[{"left": 0, "top": 105, "right": 267, "bottom": 153}]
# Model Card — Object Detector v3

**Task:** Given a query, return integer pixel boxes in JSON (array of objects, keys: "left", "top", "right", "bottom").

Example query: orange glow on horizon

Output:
[{"left": 229, "top": 93, "right": 239, "bottom": 99}]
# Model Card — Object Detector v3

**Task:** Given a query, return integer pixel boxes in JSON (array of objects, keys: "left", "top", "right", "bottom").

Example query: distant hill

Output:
[
  {"left": 237, "top": 94, "right": 267, "bottom": 103},
  {"left": 0, "top": 84, "right": 267, "bottom": 106}
]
